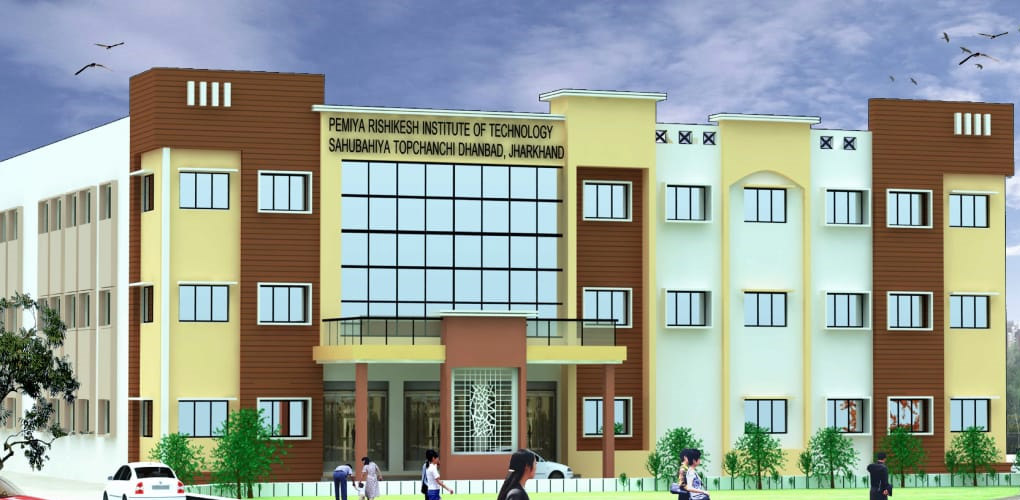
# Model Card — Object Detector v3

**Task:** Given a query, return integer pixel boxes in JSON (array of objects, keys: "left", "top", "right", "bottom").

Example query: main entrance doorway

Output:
[
  {"left": 403, "top": 389, "right": 440, "bottom": 471},
  {"left": 526, "top": 387, "right": 557, "bottom": 461},
  {"left": 323, "top": 389, "right": 389, "bottom": 472}
]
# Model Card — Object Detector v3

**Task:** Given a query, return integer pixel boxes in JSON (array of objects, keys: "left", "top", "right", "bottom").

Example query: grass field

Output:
[{"left": 260, "top": 486, "right": 1018, "bottom": 500}]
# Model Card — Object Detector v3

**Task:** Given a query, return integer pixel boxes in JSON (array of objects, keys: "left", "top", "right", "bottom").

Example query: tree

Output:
[
  {"left": 210, "top": 408, "right": 289, "bottom": 498},
  {"left": 645, "top": 427, "right": 706, "bottom": 488},
  {"left": 808, "top": 427, "right": 859, "bottom": 489},
  {"left": 945, "top": 449, "right": 961, "bottom": 487},
  {"left": 881, "top": 426, "right": 927, "bottom": 488},
  {"left": 733, "top": 422, "right": 786, "bottom": 490},
  {"left": 0, "top": 293, "right": 79, "bottom": 472},
  {"left": 722, "top": 450, "right": 741, "bottom": 490},
  {"left": 149, "top": 433, "right": 207, "bottom": 485},
  {"left": 797, "top": 450, "right": 814, "bottom": 489},
  {"left": 948, "top": 426, "right": 999, "bottom": 487}
]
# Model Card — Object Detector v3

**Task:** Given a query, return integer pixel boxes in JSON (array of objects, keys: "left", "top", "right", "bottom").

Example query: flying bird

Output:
[
  {"left": 942, "top": 32, "right": 950, "bottom": 42},
  {"left": 74, "top": 62, "right": 111, "bottom": 75},
  {"left": 959, "top": 52, "right": 999, "bottom": 65},
  {"left": 960, "top": 46, "right": 972, "bottom": 53},
  {"left": 910, "top": 77, "right": 918, "bottom": 85},
  {"left": 95, "top": 42, "right": 124, "bottom": 49},
  {"left": 976, "top": 63, "right": 984, "bottom": 69},
  {"left": 978, "top": 32, "right": 1008, "bottom": 39},
  {"left": 888, "top": 75, "right": 895, "bottom": 82}
]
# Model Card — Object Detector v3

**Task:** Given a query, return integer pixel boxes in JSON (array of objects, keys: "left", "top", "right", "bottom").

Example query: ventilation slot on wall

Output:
[
  {"left": 954, "top": 112, "right": 991, "bottom": 136},
  {"left": 186, "top": 81, "right": 233, "bottom": 108}
]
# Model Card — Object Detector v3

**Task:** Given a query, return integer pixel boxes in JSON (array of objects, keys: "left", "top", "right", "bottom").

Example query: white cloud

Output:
[
  {"left": 1007, "top": 175, "right": 1020, "bottom": 209},
  {"left": 1008, "top": 243, "right": 1020, "bottom": 256}
]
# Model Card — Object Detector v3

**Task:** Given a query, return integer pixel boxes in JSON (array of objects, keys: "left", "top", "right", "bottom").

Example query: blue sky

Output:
[{"left": 2, "top": 0, "right": 1019, "bottom": 319}]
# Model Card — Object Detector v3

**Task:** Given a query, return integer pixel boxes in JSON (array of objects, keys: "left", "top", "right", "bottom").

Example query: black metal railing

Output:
[
  {"left": 526, "top": 318, "right": 617, "bottom": 346},
  {"left": 321, "top": 317, "right": 442, "bottom": 346}
]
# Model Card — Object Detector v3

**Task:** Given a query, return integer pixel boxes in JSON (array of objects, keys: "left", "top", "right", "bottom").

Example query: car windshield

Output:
[
  {"left": 136, "top": 467, "right": 176, "bottom": 479},
  {"left": 0, "top": 477, "right": 25, "bottom": 497}
]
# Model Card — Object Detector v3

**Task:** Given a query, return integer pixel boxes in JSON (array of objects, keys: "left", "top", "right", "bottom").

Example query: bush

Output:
[
  {"left": 733, "top": 422, "right": 785, "bottom": 490},
  {"left": 148, "top": 433, "right": 206, "bottom": 485},
  {"left": 645, "top": 427, "right": 706, "bottom": 488},
  {"left": 210, "top": 408, "right": 289, "bottom": 498}
]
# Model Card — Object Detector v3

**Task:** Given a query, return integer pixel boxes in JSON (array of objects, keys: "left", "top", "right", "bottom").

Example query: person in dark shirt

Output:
[
  {"left": 496, "top": 449, "right": 536, "bottom": 500},
  {"left": 866, "top": 452, "right": 892, "bottom": 500}
]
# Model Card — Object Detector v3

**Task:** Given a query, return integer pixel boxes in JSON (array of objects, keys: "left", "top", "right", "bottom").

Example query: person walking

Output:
[
  {"left": 683, "top": 449, "right": 709, "bottom": 500},
  {"left": 867, "top": 452, "right": 892, "bottom": 500},
  {"left": 361, "top": 456, "right": 383, "bottom": 500},
  {"left": 496, "top": 449, "right": 537, "bottom": 500},
  {"left": 423, "top": 449, "right": 454, "bottom": 500},
  {"left": 333, "top": 463, "right": 355, "bottom": 500}
]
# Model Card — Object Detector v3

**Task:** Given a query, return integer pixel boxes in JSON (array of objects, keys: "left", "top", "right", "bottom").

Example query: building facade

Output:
[{"left": 0, "top": 68, "right": 1010, "bottom": 482}]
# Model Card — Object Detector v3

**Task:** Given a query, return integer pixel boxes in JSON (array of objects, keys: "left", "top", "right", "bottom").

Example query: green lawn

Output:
[{"left": 261, "top": 487, "right": 1018, "bottom": 500}]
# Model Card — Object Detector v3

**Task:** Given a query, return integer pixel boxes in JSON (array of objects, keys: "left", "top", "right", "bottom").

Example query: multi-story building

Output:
[{"left": 0, "top": 68, "right": 1009, "bottom": 482}]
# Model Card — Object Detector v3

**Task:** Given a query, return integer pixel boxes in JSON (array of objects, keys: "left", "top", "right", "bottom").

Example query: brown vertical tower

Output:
[
  {"left": 870, "top": 99, "right": 1012, "bottom": 471},
  {"left": 128, "top": 69, "right": 324, "bottom": 478}
]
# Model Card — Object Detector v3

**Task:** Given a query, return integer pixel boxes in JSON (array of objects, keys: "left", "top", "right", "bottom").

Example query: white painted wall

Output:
[
  {"left": 0, "top": 117, "right": 130, "bottom": 482},
  {"left": 809, "top": 129, "right": 873, "bottom": 466},
  {"left": 653, "top": 124, "right": 724, "bottom": 474}
]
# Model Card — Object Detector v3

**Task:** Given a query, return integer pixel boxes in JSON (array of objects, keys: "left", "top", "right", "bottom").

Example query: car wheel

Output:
[{"left": 549, "top": 471, "right": 563, "bottom": 479}]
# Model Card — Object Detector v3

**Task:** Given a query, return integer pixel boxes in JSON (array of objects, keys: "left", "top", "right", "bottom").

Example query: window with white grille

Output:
[{"left": 452, "top": 368, "right": 516, "bottom": 453}]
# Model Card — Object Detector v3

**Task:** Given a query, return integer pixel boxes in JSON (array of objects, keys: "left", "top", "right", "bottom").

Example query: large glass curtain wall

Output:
[{"left": 341, "top": 161, "right": 562, "bottom": 317}]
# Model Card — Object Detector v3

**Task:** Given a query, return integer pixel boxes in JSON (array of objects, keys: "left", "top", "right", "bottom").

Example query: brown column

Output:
[
  {"left": 355, "top": 363, "right": 368, "bottom": 466},
  {"left": 602, "top": 364, "right": 615, "bottom": 478}
]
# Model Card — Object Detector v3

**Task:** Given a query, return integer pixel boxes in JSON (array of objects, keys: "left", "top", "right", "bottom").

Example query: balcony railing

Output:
[{"left": 321, "top": 316, "right": 618, "bottom": 347}]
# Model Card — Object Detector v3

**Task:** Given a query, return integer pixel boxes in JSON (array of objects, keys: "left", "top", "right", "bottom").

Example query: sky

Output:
[{"left": 1, "top": 0, "right": 1019, "bottom": 319}]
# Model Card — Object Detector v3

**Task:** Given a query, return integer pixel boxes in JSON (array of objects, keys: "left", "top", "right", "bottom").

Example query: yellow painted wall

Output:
[
  {"left": 943, "top": 174, "right": 1006, "bottom": 456},
  {"left": 139, "top": 148, "right": 163, "bottom": 459},
  {"left": 166, "top": 149, "right": 242, "bottom": 437},
  {"left": 716, "top": 119, "right": 814, "bottom": 451},
  {"left": 546, "top": 94, "right": 660, "bottom": 471}
]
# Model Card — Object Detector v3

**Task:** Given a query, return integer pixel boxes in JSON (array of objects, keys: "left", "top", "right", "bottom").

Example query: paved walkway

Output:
[{"left": 1, "top": 470, "right": 105, "bottom": 500}]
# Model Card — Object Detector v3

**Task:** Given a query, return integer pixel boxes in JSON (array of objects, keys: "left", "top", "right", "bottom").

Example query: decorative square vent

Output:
[
  {"left": 678, "top": 130, "right": 693, "bottom": 145},
  {"left": 655, "top": 129, "right": 668, "bottom": 143},
  {"left": 842, "top": 137, "right": 856, "bottom": 150},
  {"left": 820, "top": 136, "right": 833, "bottom": 149},
  {"left": 703, "top": 131, "right": 717, "bottom": 145}
]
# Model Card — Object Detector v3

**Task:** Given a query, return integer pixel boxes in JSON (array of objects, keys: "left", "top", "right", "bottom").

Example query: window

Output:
[
  {"left": 949, "top": 194, "right": 988, "bottom": 228},
  {"left": 140, "top": 400, "right": 153, "bottom": 437},
  {"left": 66, "top": 294, "right": 76, "bottom": 329},
  {"left": 79, "top": 293, "right": 91, "bottom": 328},
  {"left": 76, "top": 399, "right": 90, "bottom": 433},
  {"left": 665, "top": 291, "right": 708, "bottom": 327},
  {"left": 56, "top": 199, "right": 62, "bottom": 229},
  {"left": 70, "top": 194, "right": 77, "bottom": 227},
  {"left": 887, "top": 293, "right": 931, "bottom": 329},
  {"left": 259, "top": 172, "right": 311, "bottom": 212},
  {"left": 744, "top": 399, "right": 787, "bottom": 433},
  {"left": 258, "top": 284, "right": 310, "bottom": 324},
  {"left": 886, "top": 190, "right": 930, "bottom": 227},
  {"left": 84, "top": 190, "right": 92, "bottom": 224},
  {"left": 827, "top": 399, "right": 866, "bottom": 433},
  {"left": 10, "top": 211, "right": 16, "bottom": 240},
  {"left": 583, "top": 288, "right": 631, "bottom": 327},
  {"left": 666, "top": 186, "right": 708, "bottom": 221},
  {"left": 820, "top": 136, "right": 833, "bottom": 149},
  {"left": 582, "top": 397, "right": 632, "bottom": 437},
  {"left": 178, "top": 400, "right": 228, "bottom": 437},
  {"left": 98, "top": 399, "right": 111, "bottom": 434},
  {"left": 583, "top": 181, "right": 630, "bottom": 221},
  {"left": 101, "top": 184, "right": 113, "bottom": 220},
  {"left": 0, "top": 212, "right": 6, "bottom": 243},
  {"left": 826, "top": 293, "right": 867, "bottom": 328},
  {"left": 141, "top": 286, "right": 154, "bottom": 323},
  {"left": 825, "top": 190, "right": 866, "bottom": 225},
  {"left": 257, "top": 399, "right": 309, "bottom": 438},
  {"left": 950, "top": 398, "right": 990, "bottom": 432},
  {"left": 179, "top": 172, "right": 229, "bottom": 209},
  {"left": 743, "top": 188, "right": 786, "bottom": 223},
  {"left": 744, "top": 292, "right": 787, "bottom": 327},
  {"left": 100, "top": 290, "right": 112, "bottom": 326},
  {"left": 179, "top": 285, "right": 228, "bottom": 322},
  {"left": 142, "top": 175, "right": 154, "bottom": 212},
  {"left": 452, "top": 368, "right": 515, "bottom": 453},
  {"left": 2, "top": 396, "right": 17, "bottom": 429},
  {"left": 949, "top": 295, "right": 989, "bottom": 329},
  {"left": 40, "top": 202, "right": 49, "bottom": 233},
  {"left": 888, "top": 397, "right": 931, "bottom": 433}
]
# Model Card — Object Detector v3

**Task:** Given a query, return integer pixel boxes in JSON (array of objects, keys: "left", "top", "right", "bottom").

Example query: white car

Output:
[
  {"left": 532, "top": 452, "right": 573, "bottom": 479},
  {"left": 103, "top": 462, "right": 184, "bottom": 500}
]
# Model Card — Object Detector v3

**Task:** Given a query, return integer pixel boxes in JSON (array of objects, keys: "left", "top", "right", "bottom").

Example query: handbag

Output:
[{"left": 421, "top": 465, "right": 428, "bottom": 494}]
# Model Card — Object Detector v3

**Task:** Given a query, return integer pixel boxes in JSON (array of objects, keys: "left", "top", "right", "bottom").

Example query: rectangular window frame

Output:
[
  {"left": 664, "top": 185, "right": 711, "bottom": 223},
  {"left": 887, "top": 396, "right": 934, "bottom": 435},
  {"left": 664, "top": 290, "right": 710, "bottom": 328},
  {"left": 142, "top": 175, "right": 155, "bottom": 213},
  {"left": 824, "top": 291, "right": 871, "bottom": 330},
  {"left": 582, "top": 180, "right": 632, "bottom": 222},
  {"left": 179, "top": 171, "right": 230, "bottom": 210},
  {"left": 948, "top": 193, "right": 989, "bottom": 228},
  {"left": 101, "top": 184, "right": 113, "bottom": 220},
  {"left": 581, "top": 287, "right": 632, "bottom": 328},
  {"left": 257, "top": 283, "right": 312, "bottom": 326},
  {"left": 257, "top": 170, "right": 314, "bottom": 214},
  {"left": 744, "top": 292, "right": 788, "bottom": 327},
  {"left": 949, "top": 398, "right": 991, "bottom": 432},
  {"left": 581, "top": 396, "right": 634, "bottom": 438},
  {"left": 744, "top": 398, "right": 789, "bottom": 434},
  {"left": 949, "top": 294, "right": 991, "bottom": 329},
  {"left": 885, "top": 189, "right": 933, "bottom": 229},
  {"left": 255, "top": 397, "right": 312, "bottom": 440},
  {"left": 177, "top": 399, "right": 229, "bottom": 438},
  {"left": 140, "top": 400, "right": 153, "bottom": 438},
  {"left": 825, "top": 397, "right": 870, "bottom": 435},
  {"left": 886, "top": 292, "right": 933, "bottom": 331},
  {"left": 178, "top": 284, "right": 230, "bottom": 323},
  {"left": 824, "top": 189, "right": 870, "bottom": 227},
  {"left": 743, "top": 188, "right": 787, "bottom": 223},
  {"left": 99, "top": 290, "right": 112, "bottom": 327},
  {"left": 141, "top": 286, "right": 154, "bottom": 324}
]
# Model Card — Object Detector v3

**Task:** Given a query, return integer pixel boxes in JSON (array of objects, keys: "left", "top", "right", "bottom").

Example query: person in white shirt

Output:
[
  {"left": 333, "top": 463, "right": 355, "bottom": 500},
  {"left": 424, "top": 449, "right": 453, "bottom": 500},
  {"left": 354, "top": 482, "right": 366, "bottom": 500}
]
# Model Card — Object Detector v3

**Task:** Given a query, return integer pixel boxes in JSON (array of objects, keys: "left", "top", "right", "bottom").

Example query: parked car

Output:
[
  {"left": 0, "top": 476, "right": 48, "bottom": 500},
  {"left": 532, "top": 452, "right": 573, "bottom": 479},
  {"left": 104, "top": 462, "right": 185, "bottom": 500}
]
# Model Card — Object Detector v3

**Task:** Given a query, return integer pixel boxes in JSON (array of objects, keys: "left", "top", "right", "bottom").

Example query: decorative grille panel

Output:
[{"left": 452, "top": 368, "right": 516, "bottom": 453}]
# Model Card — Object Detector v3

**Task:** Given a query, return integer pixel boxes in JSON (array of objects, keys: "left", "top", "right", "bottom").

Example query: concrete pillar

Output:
[
  {"left": 602, "top": 364, "right": 615, "bottom": 478},
  {"left": 355, "top": 363, "right": 368, "bottom": 467}
]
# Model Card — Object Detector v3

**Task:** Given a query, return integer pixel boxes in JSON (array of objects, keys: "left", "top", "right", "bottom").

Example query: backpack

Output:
[{"left": 421, "top": 464, "right": 428, "bottom": 494}]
